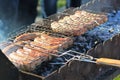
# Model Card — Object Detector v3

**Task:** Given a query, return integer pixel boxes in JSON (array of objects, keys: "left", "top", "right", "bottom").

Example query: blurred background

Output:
[
  {"left": 36, "top": 0, "right": 90, "bottom": 21},
  {"left": 36, "top": 0, "right": 66, "bottom": 21},
  {"left": 0, "top": 0, "right": 90, "bottom": 42}
]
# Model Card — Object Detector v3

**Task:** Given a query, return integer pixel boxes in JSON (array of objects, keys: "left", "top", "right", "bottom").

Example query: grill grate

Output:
[
  {"left": 2, "top": 1, "right": 120, "bottom": 78},
  {"left": 7, "top": 24, "right": 71, "bottom": 42}
]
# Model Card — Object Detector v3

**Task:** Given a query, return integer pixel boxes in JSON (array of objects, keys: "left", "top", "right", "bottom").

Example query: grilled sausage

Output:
[
  {"left": 51, "top": 10, "right": 108, "bottom": 36},
  {"left": 14, "top": 32, "right": 41, "bottom": 42},
  {"left": 23, "top": 44, "right": 49, "bottom": 57},
  {"left": 9, "top": 51, "right": 39, "bottom": 71},
  {"left": 33, "top": 33, "right": 73, "bottom": 50},
  {"left": 9, "top": 46, "right": 49, "bottom": 71},
  {"left": 5, "top": 33, "right": 73, "bottom": 71},
  {"left": 0, "top": 42, "right": 12, "bottom": 50},
  {"left": 2, "top": 41, "right": 25, "bottom": 56}
]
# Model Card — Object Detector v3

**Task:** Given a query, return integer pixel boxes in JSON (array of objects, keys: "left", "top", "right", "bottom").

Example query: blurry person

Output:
[
  {"left": 0, "top": 0, "right": 38, "bottom": 42},
  {"left": 66, "top": 0, "right": 81, "bottom": 8},
  {"left": 41, "top": 0, "right": 81, "bottom": 18},
  {"left": 41, "top": 0, "right": 58, "bottom": 18},
  {"left": 17, "top": 0, "right": 38, "bottom": 27},
  {"left": 0, "top": 0, "right": 38, "bottom": 27}
]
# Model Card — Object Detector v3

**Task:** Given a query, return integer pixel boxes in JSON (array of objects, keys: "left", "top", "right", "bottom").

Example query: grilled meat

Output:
[
  {"left": 14, "top": 32, "right": 41, "bottom": 42},
  {"left": 51, "top": 10, "right": 108, "bottom": 36},
  {"left": 33, "top": 33, "right": 73, "bottom": 50},
  {"left": 2, "top": 41, "right": 25, "bottom": 56},
  {"left": 23, "top": 44, "right": 49, "bottom": 58},
  {"left": 9, "top": 51, "right": 48, "bottom": 71},
  {"left": 7, "top": 44, "right": 49, "bottom": 71},
  {"left": 2, "top": 32, "right": 73, "bottom": 71},
  {"left": 0, "top": 42, "right": 12, "bottom": 50}
]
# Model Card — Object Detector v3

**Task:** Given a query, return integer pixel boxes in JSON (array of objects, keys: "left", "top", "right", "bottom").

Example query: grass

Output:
[
  {"left": 113, "top": 75, "right": 120, "bottom": 80},
  {"left": 57, "top": 0, "right": 66, "bottom": 8}
]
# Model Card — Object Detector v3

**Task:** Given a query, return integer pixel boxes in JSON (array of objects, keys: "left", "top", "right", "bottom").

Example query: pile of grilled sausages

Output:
[
  {"left": 0, "top": 10, "right": 107, "bottom": 71},
  {"left": 51, "top": 10, "right": 107, "bottom": 36},
  {"left": 0, "top": 32, "right": 73, "bottom": 71}
]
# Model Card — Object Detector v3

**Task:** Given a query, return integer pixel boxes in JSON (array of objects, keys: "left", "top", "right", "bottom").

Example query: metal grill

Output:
[{"left": 1, "top": 0, "right": 120, "bottom": 80}]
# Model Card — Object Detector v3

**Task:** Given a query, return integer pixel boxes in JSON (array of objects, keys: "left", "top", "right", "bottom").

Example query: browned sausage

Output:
[
  {"left": 0, "top": 42, "right": 12, "bottom": 50},
  {"left": 2, "top": 41, "right": 25, "bottom": 56},
  {"left": 14, "top": 32, "right": 41, "bottom": 42},
  {"left": 51, "top": 10, "right": 108, "bottom": 36}
]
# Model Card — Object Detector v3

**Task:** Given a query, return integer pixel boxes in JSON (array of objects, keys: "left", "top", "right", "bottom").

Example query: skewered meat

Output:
[{"left": 51, "top": 10, "right": 108, "bottom": 36}]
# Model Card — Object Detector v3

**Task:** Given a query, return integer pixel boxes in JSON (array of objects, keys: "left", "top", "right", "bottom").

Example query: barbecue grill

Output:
[{"left": 0, "top": 0, "right": 120, "bottom": 80}]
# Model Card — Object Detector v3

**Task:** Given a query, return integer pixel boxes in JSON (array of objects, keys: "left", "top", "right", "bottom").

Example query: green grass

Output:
[
  {"left": 38, "top": 0, "right": 66, "bottom": 8},
  {"left": 113, "top": 75, "right": 120, "bottom": 80},
  {"left": 37, "top": 0, "right": 66, "bottom": 17},
  {"left": 57, "top": 0, "right": 66, "bottom": 8}
]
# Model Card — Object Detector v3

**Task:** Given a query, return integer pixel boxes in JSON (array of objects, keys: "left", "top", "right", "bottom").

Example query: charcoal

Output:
[
  {"left": 1, "top": 8, "right": 120, "bottom": 80},
  {"left": 30, "top": 11, "right": 120, "bottom": 77},
  {"left": 45, "top": 29, "right": 120, "bottom": 80}
]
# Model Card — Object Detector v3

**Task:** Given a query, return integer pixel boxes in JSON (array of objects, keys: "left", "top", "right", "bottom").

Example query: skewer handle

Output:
[{"left": 96, "top": 58, "right": 120, "bottom": 68}]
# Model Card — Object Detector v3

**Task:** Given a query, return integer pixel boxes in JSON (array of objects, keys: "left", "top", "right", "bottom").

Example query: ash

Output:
[{"left": 34, "top": 11, "right": 120, "bottom": 77}]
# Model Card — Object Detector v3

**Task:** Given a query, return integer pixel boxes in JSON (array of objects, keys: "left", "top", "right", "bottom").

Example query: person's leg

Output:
[
  {"left": 17, "top": 0, "right": 38, "bottom": 26},
  {"left": 41, "top": 0, "right": 57, "bottom": 18},
  {"left": 66, "top": 0, "right": 81, "bottom": 8}
]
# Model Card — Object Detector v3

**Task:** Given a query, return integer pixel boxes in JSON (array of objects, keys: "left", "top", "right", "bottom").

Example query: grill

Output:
[{"left": 0, "top": 0, "right": 120, "bottom": 80}]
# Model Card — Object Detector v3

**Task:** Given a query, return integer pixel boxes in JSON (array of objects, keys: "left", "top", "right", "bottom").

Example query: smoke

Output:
[{"left": 0, "top": 20, "right": 7, "bottom": 42}]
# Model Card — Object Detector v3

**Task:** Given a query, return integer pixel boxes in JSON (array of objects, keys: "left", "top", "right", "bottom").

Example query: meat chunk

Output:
[
  {"left": 14, "top": 32, "right": 41, "bottom": 42},
  {"left": 9, "top": 51, "right": 48, "bottom": 71},
  {"left": 8, "top": 45, "right": 49, "bottom": 71},
  {"left": 6, "top": 33, "right": 73, "bottom": 71},
  {"left": 2, "top": 41, "right": 25, "bottom": 56},
  {"left": 51, "top": 10, "right": 108, "bottom": 36},
  {"left": 0, "top": 42, "right": 12, "bottom": 50},
  {"left": 33, "top": 33, "right": 73, "bottom": 51},
  {"left": 23, "top": 44, "right": 49, "bottom": 58}
]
